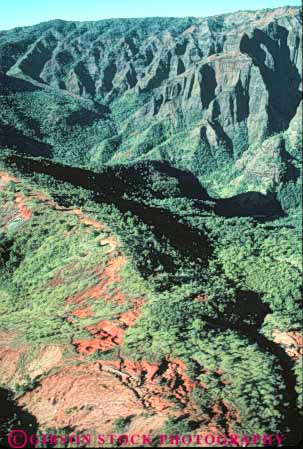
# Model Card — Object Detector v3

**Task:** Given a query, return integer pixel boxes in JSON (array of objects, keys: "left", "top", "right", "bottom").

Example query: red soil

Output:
[
  {"left": 98, "top": 356, "right": 199, "bottom": 413},
  {"left": 15, "top": 193, "right": 33, "bottom": 220},
  {"left": 194, "top": 293, "right": 209, "bottom": 302},
  {"left": 18, "top": 363, "right": 147, "bottom": 437},
  {"left": 71, "top": 308, "right": 94, "bottom": 319},
  {"left": 72, "top": 301, "right": 141, "bottom": 354},
  {"left": 118, "top": 302, "right": 141, "bottom": 327},
  {"left": 0, "top": 172, "right": 32, "bottom": 220},
  {"left": 0, "top": 170, "right": 235, "bottom": 440},
  {"left": 67, "top": 209, "right": 106, "bottom": 230},
  {"left": 0, "top": 347, "right": 22, "bottom": 383},
  {"left": 273, "top": 330, "right": 303, "bottom": 359},
  {"left": 67, "top": 256, "right": 126, "bottom": 306},
  {"left": 0, "top": 171, "right": 19, "bottom": 189},
  {"left": 74, "top": 321, "right": 124, "bottom": 354}
]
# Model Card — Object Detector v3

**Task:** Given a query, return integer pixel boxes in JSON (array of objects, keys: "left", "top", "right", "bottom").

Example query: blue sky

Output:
[{"left": 0, "top": 0, "right": 301, "bottom": 30}]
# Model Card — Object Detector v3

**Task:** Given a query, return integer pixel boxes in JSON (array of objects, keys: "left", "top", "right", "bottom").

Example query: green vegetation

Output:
[
  {"left": 0, "top": 8, "right": 301, "bottom": 446},
  {"left": 112, "top": 415, "right": 133, "bottom": 433},
  {"left": 0, "top": 152, "right": 301, "bottom": 441},
  {"left": 1, "top": 10, "right": 301, "bottom": 208}
]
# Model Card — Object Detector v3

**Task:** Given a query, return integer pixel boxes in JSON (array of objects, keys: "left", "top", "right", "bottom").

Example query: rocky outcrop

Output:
[
  {"left": 0, "top": 7, "right": 301, "bottom": 200},
  {"left": 273, "top": 331, "right": 303, "bottom": 360}
]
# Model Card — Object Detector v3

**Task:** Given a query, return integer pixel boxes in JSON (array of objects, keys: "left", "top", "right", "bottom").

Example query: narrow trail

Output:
[
  {"left": 27, "top": 189, "right": 110, "bottom": 233},
  {"left": 1, "top": 167, "right": 302, "bottom": 441},
  {"left": 0, "top": 171, "right": 203, "bottom": 419},
  {"left": 15, "top": 193, "right": 32, "bottom": 220}
]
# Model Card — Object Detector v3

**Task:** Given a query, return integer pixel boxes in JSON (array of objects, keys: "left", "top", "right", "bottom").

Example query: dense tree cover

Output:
[
  {"left": 206, "top": 216, "right": 302, "bottom": 336},
  {"left": 1, "top": 63, "right": 301, "bottom": 211},
  {"left": 0, "top": 153, "right": 301, "bottom": 441},
  {"left": 0, "top": 8, "right": 301, "bottom": 445}
]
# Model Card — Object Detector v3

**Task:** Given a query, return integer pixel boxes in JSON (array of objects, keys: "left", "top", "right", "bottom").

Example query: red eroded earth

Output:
[
  {"left": 1, "top": 170, "right": 301, "bottom": 446},
  {"left": 0, "top": 171, "right": 216, "bottom": 443}
]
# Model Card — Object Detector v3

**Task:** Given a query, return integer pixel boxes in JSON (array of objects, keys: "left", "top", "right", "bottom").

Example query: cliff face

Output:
[
  {"left": 0, "top": 7, "right": 302, "bottom": 444},
  {"left": 0, "top": 6, "right": 302, "bottom": 203}
]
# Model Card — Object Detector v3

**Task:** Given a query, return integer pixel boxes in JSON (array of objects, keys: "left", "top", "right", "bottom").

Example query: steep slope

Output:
[
  {"left": 0, "top": 6, "right": 302, "bottom": 446},
  {"left": 0, "top": 169, "right": 206, "bottom": 443},
  {"left": 0, "top": 152, "right": 302, "bottom": 445},
  {"left": 0, "top": 6, "right": 301, "bottom": 206}
]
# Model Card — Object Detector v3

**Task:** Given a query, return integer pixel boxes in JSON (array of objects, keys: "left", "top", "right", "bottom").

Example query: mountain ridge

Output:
[
  {"left": 0, "top": 7, "right": 302, "bottom": 444},
  {"left": 0, "top": 5, "right": 301, "bottom": 201},
  {"left": 1, "top": 5, "right": 300, "bottom": 31}
]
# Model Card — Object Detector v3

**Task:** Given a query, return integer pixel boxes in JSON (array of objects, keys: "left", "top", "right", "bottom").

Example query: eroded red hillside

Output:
[
  {"left": 0, "top": 170, "right": 224, "bottom": 444},
  {"left": 1, "top": 169, "right": 300, "bottom": 446}
]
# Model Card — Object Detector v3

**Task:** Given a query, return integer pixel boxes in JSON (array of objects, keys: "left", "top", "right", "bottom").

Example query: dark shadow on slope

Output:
[
  {"left": 0, "top": 73, "right": 41, "bottom": 95},
  {"left": 0, "top": 388, "right": 38, "bottom": 448},
  {"left": 200, "top": 315, "right": 302, "bottom": 446},
  {"left": 240, "top": 26, "right": 301, "bottom": 133},
  {"left": 200, "top": 64, "right": 217, "bottom": 109},
  {"left": 215, "top": 191, "right": 286, "bottom": 219},
  {"left": 280, "top": 147, "right": 301, "bottom": 183},
  {"left": 115, "top": 197, "right": 212, "bottom": 262},
  {"left": 230, "top": 290, "right": 270, "bottom": 329},
  {"left": 208, "top": 120, "right": 234, "bottom": 155},
  {"left": 5, "top": 153, "right": 287, "bottom": 221},
  {"left": 6, "top": 155, "right": 210, "bottom": 202},
  {"left": 5, "top": 154, "right": 213, "bottom": 276},
  {"left": 147, "top": 161, "right": 211, "bottom": 200},
  {"left": 0, "top": 125, "right": 53, "bottom": 157},
  {"left": 74, "top": 61, "right": 96, "bottom": 97},
  {"left": 66, "top": 107, "right": 109, "bottom": 126}
]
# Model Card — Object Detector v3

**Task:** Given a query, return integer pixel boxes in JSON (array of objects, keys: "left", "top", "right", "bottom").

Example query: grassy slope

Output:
[{"left": 0, "top": 155, "right": 302, "bottom": 443}]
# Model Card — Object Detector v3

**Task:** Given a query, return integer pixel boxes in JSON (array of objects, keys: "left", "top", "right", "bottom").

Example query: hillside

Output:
[
  {"left": 0, "top": 5, "right": 302, "bottom": 448},
  {"left": 0, "top": 150, "right": 302, "bottom": 445},
  {"left": 0, "top": 6, "right": 301, "bottom": 205}
]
